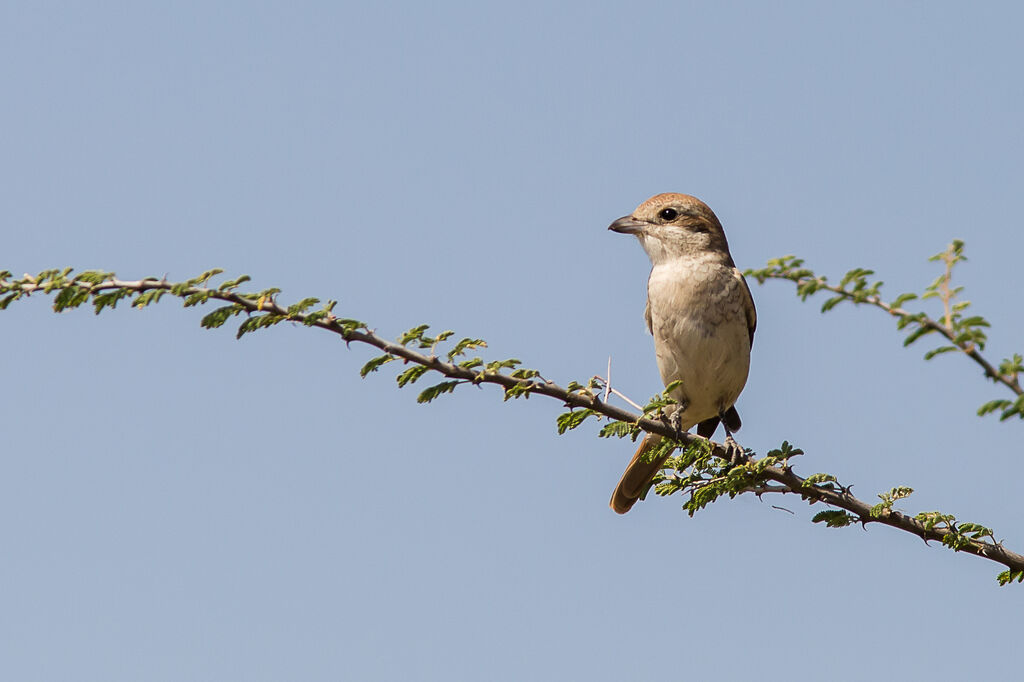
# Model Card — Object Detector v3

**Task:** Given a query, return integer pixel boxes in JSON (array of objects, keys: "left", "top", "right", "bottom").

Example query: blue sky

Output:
[{"left": 3, "top": 2, "right": 1023, "bottom": 680}]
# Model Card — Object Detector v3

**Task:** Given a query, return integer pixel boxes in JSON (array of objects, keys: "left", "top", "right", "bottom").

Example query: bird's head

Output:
[{"left": 608, "top": 193, "right": 732, "bottom": 264}]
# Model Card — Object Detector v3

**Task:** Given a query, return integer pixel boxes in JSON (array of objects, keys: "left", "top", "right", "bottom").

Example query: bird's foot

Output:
[
  {"left": 723, "top": 432, "right": 745, "bottom": 466},
  {"left": 667, "top": 401, "right": 688, "bottom": 441}
]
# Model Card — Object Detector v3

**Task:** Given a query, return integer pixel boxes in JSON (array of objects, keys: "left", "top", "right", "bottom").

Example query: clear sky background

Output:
[{"left": 3, "top": 2, "right": 1023, "bottom": 680}]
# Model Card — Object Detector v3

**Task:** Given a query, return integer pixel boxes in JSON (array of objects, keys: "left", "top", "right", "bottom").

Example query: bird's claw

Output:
[
  {"left": 723, "top": 433, "right": 744, "bottom": 466},
  {"left": 666, "top": 401, "right": 687, "bottom": 441},
  {"left": 669, "top": 410, "right": 685, "bottom": 441}
]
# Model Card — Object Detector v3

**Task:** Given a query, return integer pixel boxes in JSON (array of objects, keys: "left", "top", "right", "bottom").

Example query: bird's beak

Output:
[{"left": 608, "top": 215, "right": 645, "bottom": 234}]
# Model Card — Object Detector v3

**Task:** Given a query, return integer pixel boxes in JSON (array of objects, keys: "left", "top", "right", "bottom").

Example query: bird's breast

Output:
[{"left": 646, "top": 259, "right": 751, "bottom": 421}]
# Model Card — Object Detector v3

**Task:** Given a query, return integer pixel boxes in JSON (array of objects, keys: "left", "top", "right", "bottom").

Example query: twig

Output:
[
  {"left": 757, "top": 272, "right": 1022, "bottom": 398},
  {"left": 604, "top": 356, "right": 611, "bottom": 403},
  {"left": 4, "top": 271, "right": 1024, "bottom": 577}
]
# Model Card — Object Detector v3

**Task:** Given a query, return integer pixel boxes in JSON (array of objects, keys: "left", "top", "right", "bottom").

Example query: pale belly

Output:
[
  {"left": 653, "top": 315, "right": 751, "bottom": 423},
  {"left": 647, "top": 262, "right": 752, "bottom": 427}
]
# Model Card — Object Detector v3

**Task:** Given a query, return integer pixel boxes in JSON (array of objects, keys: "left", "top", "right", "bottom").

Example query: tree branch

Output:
[
  {"left": 770, "top": 273, "right": 1019, "bottom": 396},
  {"left": 3, "top": 267, "right": 1023, "bottom": 583},
  {"left": 746, "top": 248, "right": 1024, "bottom": 422}
]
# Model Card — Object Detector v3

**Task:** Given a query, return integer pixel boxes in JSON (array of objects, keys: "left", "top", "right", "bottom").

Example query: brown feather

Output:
[
  {"left": 608, "top": 193, "right": 755, "bottom": 513},
  {"left": 609, "top": 434, "right": 670, "bottom": 514}
]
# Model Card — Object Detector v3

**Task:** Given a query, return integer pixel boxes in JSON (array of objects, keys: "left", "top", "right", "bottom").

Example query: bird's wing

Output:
[{"left": 736, "top": 268, "right": 757, "bottom": 348}]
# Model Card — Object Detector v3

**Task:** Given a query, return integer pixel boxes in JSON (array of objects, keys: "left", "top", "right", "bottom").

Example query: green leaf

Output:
[
  {"left": 190, "top": 268, "right": 224, "bottom": 286},
  {"left": 997, "top": 569, "right": 1024, "bottom": 586},
  {"left": 889, "top": 292, "right": 918, "bottom": 309},
  {"left": 503, "top": 382, "right": 534, "bottom": 401},
  {"left": 802, "top": 473, "right": 838, "bottom": 488},
  {"left": 889, "top": 486, "right": 914, "bottom": 500},
  {"left": 447, "top": 337, "right": 487, "bottom": 360},
  {"left": 335, "top": 318, "right": 367, "bottom": 335},
  {"left": 41, "top": 269, "right": 73, "bottom": 292},
  {"left": 812, "top": 510, "right": 857, "bottom": 528},
  {"left": 795, "top": 279, "right": 822, "bottom": 300},
  {"left": 903, "top": 325, "right": 936, "bottom": 346},
  {"left": 301, "top": 300, "right": 337, "bottom": 326},
  {"left": 915, "top": 511, "right": 955, "bottom": 531},
  {"left": 957, "top": 522, "right": 993, "bottom": 539},
  {"left": 977, "top": 399, "right": 1012, "bottom": 417},
  {"left": 598, "top": 421, "right": 640, "bottom": 440},
  {"left": 820, "top": 295, "right": 845, "bottom": 312},
  {"left": 662, "top": 380, "right": 683, "bottom": 396},
  {"left": 236, "top": 313, "right": 284, "bottom": 339},
  {"left": 764, "top": 440, "right": 804, "bottom": 460},
  {"left": 998, "top": 353, "right": 1023, "bottom": 377},
  {"left": 565, "top": 381, "right": 598, "bottom": 399},
  {"left": 52, "top": 285, "right": 91, "bottom": 312},
  {"left": 183, "top": 290, "right": 213, "bottom": 307},
  {"left": 556, "top": 409, "right": 596, "bottom": 434},
  {"left": 92, "top": 288, "right": 132, "bottom": 313},
  {"left": 302, "top": 310, "right": 330, "bottom": 325},
  {"left": 218, "top": 274, "right": 251, "bottom": 291},
  {"left": 396, "top": 365, "right": 430, "bottom": 388},
  {"left": 485, "top": 358, "right": 521, "bottom": 373},
  {"left": 399, "top": 324, "right": 430, "bottom": 345},
  {"left": 253, "top": 288, "right": 281, "bottom": 310},
  {"left": 923, "top": 345, "right": 959, "bottom": 360},
  {"left": 200, "top": 304, "right": 245, "bottom": 329},
  {"left": 74, "top": 270, "right": 114, "bottom": 285},
  {"left": 286, "top": 297, "right": 320, "bottom": 316},
  {"left": 359, "top": 354, "right": 396, "bottom": 378},
  {"left": 999, "top": 396, "right": 1024, "bottom": 421},
  {"left": 940, "top": 527, "right": 974, "bottom": 551},
  {"left": 0, "top": 292, "right": 22, "bottom": 310},
  {"left": 132, "top": 289, "right": 167, "bottom": 308},
  {"left": 840, "top": 268, "right": 874, "bottom": 288},
  {"left": 417, "top": 380, "right": 460, "bottom": 403}
]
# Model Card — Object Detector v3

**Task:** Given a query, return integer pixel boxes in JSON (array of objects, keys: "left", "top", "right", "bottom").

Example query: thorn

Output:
[{"left": 604, "top": 356, "right": 612, "bottom": 403}]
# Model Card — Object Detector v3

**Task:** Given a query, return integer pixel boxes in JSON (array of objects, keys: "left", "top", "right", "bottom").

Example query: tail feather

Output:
[
  {"left": 720, "top": 405, "right": 742, "bottom": 432},
  {"left": 609, "top": 434, "right": 670, "bottom": 514},
  {"left": 610, "top": 406, "right": 742, "bottom": 513},
  {"left": 696, "top": 406, "right": 741, "bottom": 440}
]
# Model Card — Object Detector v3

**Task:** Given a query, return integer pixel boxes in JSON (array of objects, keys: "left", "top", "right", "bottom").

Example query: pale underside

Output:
[{"left": 645, "top": 256, "right": 753, "bottom": 430}]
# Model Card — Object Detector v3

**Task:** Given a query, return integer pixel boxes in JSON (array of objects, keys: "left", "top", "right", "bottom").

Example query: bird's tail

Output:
[{"left": 609, "top": 434, "right": 671, "bottom": 514}]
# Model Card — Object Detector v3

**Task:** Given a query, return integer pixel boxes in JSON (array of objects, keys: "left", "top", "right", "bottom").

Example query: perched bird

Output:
[{"left": 608, "top": 194, "right": 756, "bottom": 514}]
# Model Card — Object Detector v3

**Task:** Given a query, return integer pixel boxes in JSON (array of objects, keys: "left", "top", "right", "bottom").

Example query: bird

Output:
[{"left": 607, "top": 193, "right": 756, "bottom": 514}]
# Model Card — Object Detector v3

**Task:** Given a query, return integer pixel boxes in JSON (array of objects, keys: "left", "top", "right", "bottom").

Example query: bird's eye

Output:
[{"left": 658, "top": 208, "right": 678, "bottom": 221}]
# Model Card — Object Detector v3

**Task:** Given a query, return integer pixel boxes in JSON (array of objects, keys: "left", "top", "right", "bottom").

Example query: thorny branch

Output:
[
  {"left": 747, "top": 256, "right": 1023, "bottom": 401},
  {"left": 3, "top": 270, "right": 1024, "bottom": 581}
]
